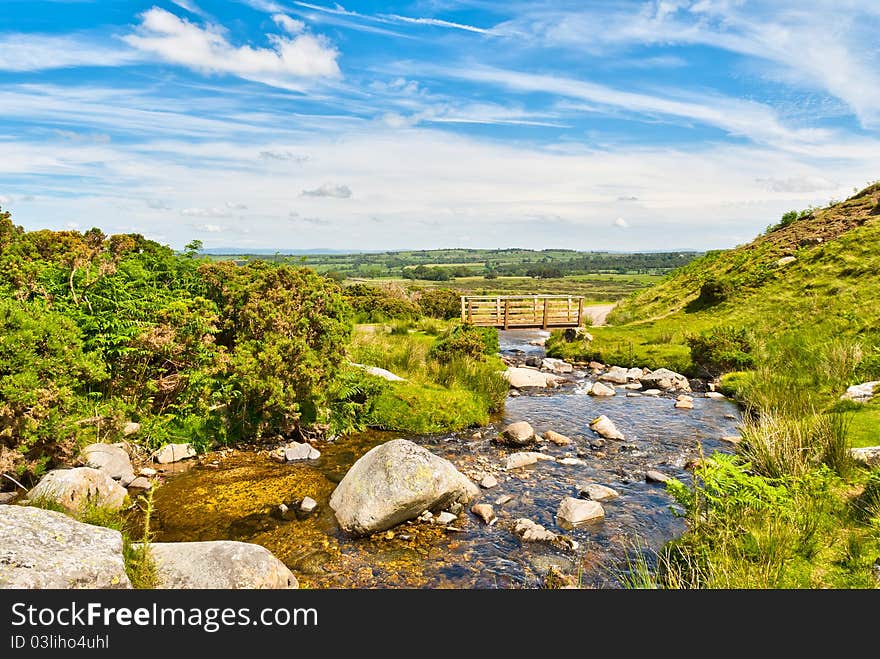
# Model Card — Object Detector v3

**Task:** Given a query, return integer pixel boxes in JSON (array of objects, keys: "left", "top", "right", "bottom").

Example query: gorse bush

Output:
[
  {"left": 429, "top": 324, "right": 499, "bottom": 363},
  {"left": 687, "top": 325, "right": 754, "bottom": 377}
]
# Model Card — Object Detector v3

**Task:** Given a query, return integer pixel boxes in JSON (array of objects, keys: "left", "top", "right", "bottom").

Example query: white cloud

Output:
[
  {"left": 755, "top": 176, "right": 840, "bottom": 193},
  {"left": 301, "top": 183, "right": 352, "bottom": 198},
  {"left": 0, "top": 34, "right": 139, "bottom": 72},
  {"left": 381, "top": 14, "right": 492, "bottom": 34},
  {"left": 225, "top": 201, "right": 248, "bottom": 209},
  {"left": 65, "top": 222, "right": 80, "bottom": 230},
  {"left": 123, "top": 8, "right": 340, "bottom": 90},
  {"left": 273, "top": 14, "right": 305, "bottom": 35},
  {"left": 613, "top": 217, "right": 630, "bottom": 228},
  {"left": 171, "top": 0, "right": 206, "bottom": 17},
  {"left": 188, "top": 223, "right": 224, "bottom": 232},
  {"left": 0, "top": 195, "right": 13, "bottom": 204},
  {"left": 181, "top": 207, "right": 233, "bottom": 217}
]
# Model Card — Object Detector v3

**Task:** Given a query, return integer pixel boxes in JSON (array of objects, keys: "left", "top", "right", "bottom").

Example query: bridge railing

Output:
[{"left": 460, "top": 295, "right": 584, "bottom": 329}]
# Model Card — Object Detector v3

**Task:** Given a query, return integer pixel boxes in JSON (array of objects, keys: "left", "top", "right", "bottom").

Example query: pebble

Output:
[
  {"left": 139, "top": 467, "right": 157, "bottom": 477},
  {"left": 435, "top": 511, "right": 458, "bottom": 525},
  {"left": 626, "top": 392, "right": 643, "bottom": 397},
  {"left": 543, "top": 430, "right": 572, "bottom": 446},
  {"left": 479, "top": 474, "right": 499, "bottom": 489},
  {"left": 471, "top": 504, "right": 496, "bottom": 525},
  {"left": 577, "top": 483, "right": 620, "bottom": 501},
  {"left": 127, "top": 476, "right": 152, "bottom": 490},
  {"left": 494, "top": 494, "right": 514, "bottom": 506},
  {"left": 299, "top": 497, "right": 318, "bottom": 514},
  {"left": 705, "top": 392, "right": 726, "bottom": 399},
  {"left": 642, "top": 389, "right": 661, "bottom": 396},
  {"left": 646, "top": 470, "right": 670, "bottom": 483},
  {"left": 557, "top": 457, "right": 586, "bottom": 466},
  {"left": 674, "top": 394, "right": 694, "bottom": 409}
]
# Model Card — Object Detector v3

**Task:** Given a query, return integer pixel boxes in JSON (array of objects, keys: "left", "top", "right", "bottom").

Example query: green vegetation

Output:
[
  {"left": 594, "top": 182, "right": 880, "bottom": 588},
  {"left": 0, "top": 208, "right": 502, "bottom": 485},
  {"left": 348, "top": 323, "right": 507, "bottom": 433}
]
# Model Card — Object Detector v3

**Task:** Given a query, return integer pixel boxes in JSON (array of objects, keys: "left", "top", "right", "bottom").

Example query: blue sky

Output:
[{"left": 1, "top": 1, "right": 879, "bottom": 251}]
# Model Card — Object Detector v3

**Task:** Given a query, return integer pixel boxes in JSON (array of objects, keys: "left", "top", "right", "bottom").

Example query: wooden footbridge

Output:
[{"left": 461, "top": 295, "right": 585, "bottom": 329}]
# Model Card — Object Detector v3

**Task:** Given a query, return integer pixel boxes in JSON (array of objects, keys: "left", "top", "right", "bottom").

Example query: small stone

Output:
[
  {"left": 279, "top": 503, "right": 289, "bottom": 515},
  {"left": 724, "top": 414, "right": 737, "bottom": 420},
  {"left": 543, "top": 430, "right": 572, "bottom": 446},
  {"left": 588, "top": 361, "right": 605, "bottom": 370},
  {"left": 435, "top": 511, "right": 457, "bottom": 525},
  {"left": 139, "top": 467, "right": 157, "bottom": 477},
  {"left": 646, "top": 470, "right": 670, "bottom": 483},
  {"left": 499, "top": 421, "right": 536, "bottom": 446},
  {"left": 472, "top": 503, "right": 496, "bottom": 524},
  {"left": 513, "top": 518, "right": 557, "bottom": 542},
  {"left": 470, "top": 432, "right": 482, "bottom": 440},
  {"left": 705, "top": 392, "right": 726, "bottom": 399},
  {"left": 589, "top": 415, "right": 624, "bottom": 440},
  {"left": 622, "top": 382, "right": 643, "bottom": 390},
  {"left": 850, "top": 446, "right": 880, "bottom": 467},
  {"left": 283, "top": 442, "right": 321, "bottom": 461},
  {"left": 674, "top": 394, "right": 694, "bottom": 409},
  {"left": 719, "top": 435, "right": 741, "bottom": 445},
  {"left": 299, "top": 497, "right": 318, "bottom": 514},
  {"left": 557, "top": 457, "right": 585, "bottom": 466},
  {"left": 0, "top": 492, "right": 17, "bottom": 505},
  {"left": 480, "top": 474, "right": 499, "bottom": 489},
  {"left": 494, "top": 494, "right": 514, "bottom": 506},
  {"left": 418, "top": 511, "right": 434, "bottom": 522},
  {"left": 556, "top": 497, "right": 605, "bottom": 530},
  {"left": 122, "top": 422, "right": 141, "bottom": 436},
  {"left": 599, "top": 366, "right": 629, "bottom": 385},
  {"left": 577, "top": 483, "right": 620, "bottom": 501},
  {"left": 589, "top": 381, "right": 616, "bottom": 397},
  {"left": 154, "top": 443, "right": 197, "bottom": 464},
  {"left": 506, "top": 452, "right": 553, "bottom": 469},
  {"left": 127, "top": 476, "right": 152, "bottom": 490},
  {"left": 590, "top": 438, "right": 606, "bottom": 449},
  {"left": 776, "top": 255, "right": 796, "bottom": 266},
  {"left": 626, "top": 392, "right": 643, "bottom": 398},
  {"left": 642, "top": 389, "right": 661, "bottom": 396}
]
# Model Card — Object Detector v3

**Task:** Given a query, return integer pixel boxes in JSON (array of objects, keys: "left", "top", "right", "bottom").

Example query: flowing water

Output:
[{"left": 149, "top": 330, "right": 741, "bottom": 588}]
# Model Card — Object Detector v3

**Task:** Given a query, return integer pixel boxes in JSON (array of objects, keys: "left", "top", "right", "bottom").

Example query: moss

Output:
[{"left": 368, "top": 382, "right": 488, "bottom": 433}]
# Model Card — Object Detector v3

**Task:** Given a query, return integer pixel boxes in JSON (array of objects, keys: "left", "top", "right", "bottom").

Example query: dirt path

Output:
[{"left": 583, "top": 303, "right": 616, "bottom": 326}]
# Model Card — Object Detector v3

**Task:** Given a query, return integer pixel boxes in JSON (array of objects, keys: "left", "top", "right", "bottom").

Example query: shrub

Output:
[
  {"left": 688, "top": 277, "right": 734, "bottom": 310},
  {"left": 429, "top": 325, "right": 499, "bottom": 363},
  {"left": 687, "top": 325, "right": 754, "bottom": 377},
  {"left": 416, "top": 288, "right": 461, "bottom": 319}
]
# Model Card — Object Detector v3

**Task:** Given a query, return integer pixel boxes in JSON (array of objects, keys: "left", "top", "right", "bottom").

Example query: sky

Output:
[{"left": 1, "top": 1, "right": 879, "bottom": 252}]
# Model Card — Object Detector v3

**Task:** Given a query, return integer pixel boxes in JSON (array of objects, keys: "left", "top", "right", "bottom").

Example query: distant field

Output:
[{"left": 349, "top": 274, "right": 663, "bottom": 300}]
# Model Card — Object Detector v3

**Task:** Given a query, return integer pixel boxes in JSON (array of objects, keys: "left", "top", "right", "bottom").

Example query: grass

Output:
[{"left": 347, "top": 322, "right": 507, "bottom": 433}]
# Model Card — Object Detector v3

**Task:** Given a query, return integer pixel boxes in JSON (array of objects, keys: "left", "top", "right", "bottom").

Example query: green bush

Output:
[
  {"left": 687, "top": 325, "right": 754, "bottom": 377},
  {"left": 416, "top": 288, "right": 461, "bottom": 319},
  {"left": 429, "top": 325, "right": 499, "bottom": 363}
]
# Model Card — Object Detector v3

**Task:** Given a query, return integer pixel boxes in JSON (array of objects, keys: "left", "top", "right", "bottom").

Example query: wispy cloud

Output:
[
  {"left": 0, "top": 33, "right": 139, "bottom": 72},
  {"left": 123, "top": 7, "right": 340, "bottom": 90},
  {"left": 290, "top": 1, "right": 493, "bottom": 36}
]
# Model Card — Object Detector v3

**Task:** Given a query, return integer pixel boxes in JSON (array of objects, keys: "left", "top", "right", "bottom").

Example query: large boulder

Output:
[
  {"left": 499, "top": 421, "right": 536, "bottom": 446},
  {"left": 145, "top": 541, "right": 298, "bottom": 589},
  {"left": 640, "top": 368, "right": 691, "bottom": 392},
  {"left": 27, "top": 467, "right": 127, "bottom": 513},
  {"left": 589, "top": 415, "right": 624, "bottom": 440},
  {"left": 599, "top": 366, "right": 630, "bottom": 385},
  {"left": 330, "top": 439, "right": 479, "bottom": 535},
  {"left": 154, "top": 443, "right": 197, "bottom": 464},
  {"left": 80, "top": 443, "right": 135, "bottom": 485},
  {"left": 0, "top": 505, "right": 131, "bottom": 589},
  {"left": 502, "top": 367, "right": 560, "bottom": 389}
]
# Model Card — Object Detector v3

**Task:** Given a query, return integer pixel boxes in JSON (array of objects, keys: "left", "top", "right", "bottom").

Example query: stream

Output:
[{"left": 148, "top": 330, "right": 742, "bottom": 588}]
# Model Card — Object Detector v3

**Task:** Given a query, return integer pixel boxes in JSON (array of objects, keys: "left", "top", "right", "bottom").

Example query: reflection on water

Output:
[{"left": 150, "top": 330, "right": 741, "bottom": 588}]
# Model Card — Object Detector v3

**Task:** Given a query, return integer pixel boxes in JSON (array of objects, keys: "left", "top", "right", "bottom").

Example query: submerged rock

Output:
[
  {"left": 145, "top": 541, "right": 297, "bottom": 589},
  {"left": 472, "top": 503, "right": 496, "bottom": 525},
  {"left": 479, "top": 474, "right": 499, "bottom": 489},
  {"left": 499, "top": 421, "right": 536, "bottom": 446},
  {"left": 0, "top": 505, "right": 131, "bottom": 589},
  {"left": 27, "top": 467, "right": 127, "bottom": 513},
  {"left": 646, "top": 470, "right": 670, "bottom": 484},
  {"left": 556, "top": 497, "right": 605, "bottom": 529},
  {"left": 329, "top": 439, "right": 479, "bottom": 535},
  {"left": 543, "top": 430, "right": 572, "bottom": 446},
  {"left": 505, "top": 452, "right": 553, "bottom": 470},
  {"left": 155, "top": 443, "right": 197, "bottom": 464},
  {"left": 81, "top": 443, "right": 135, "bottom": 485},
  {"left": 589, "top": 415, "right": 624, "bottom": 440}
]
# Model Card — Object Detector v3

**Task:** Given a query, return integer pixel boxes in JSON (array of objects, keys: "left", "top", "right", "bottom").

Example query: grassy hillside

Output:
[
  {"left": 550, "top": 182, "right": 880, "bottom": 383},
  {"left": 558, "top": 182, "right": 880, "bottom": 589}
]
